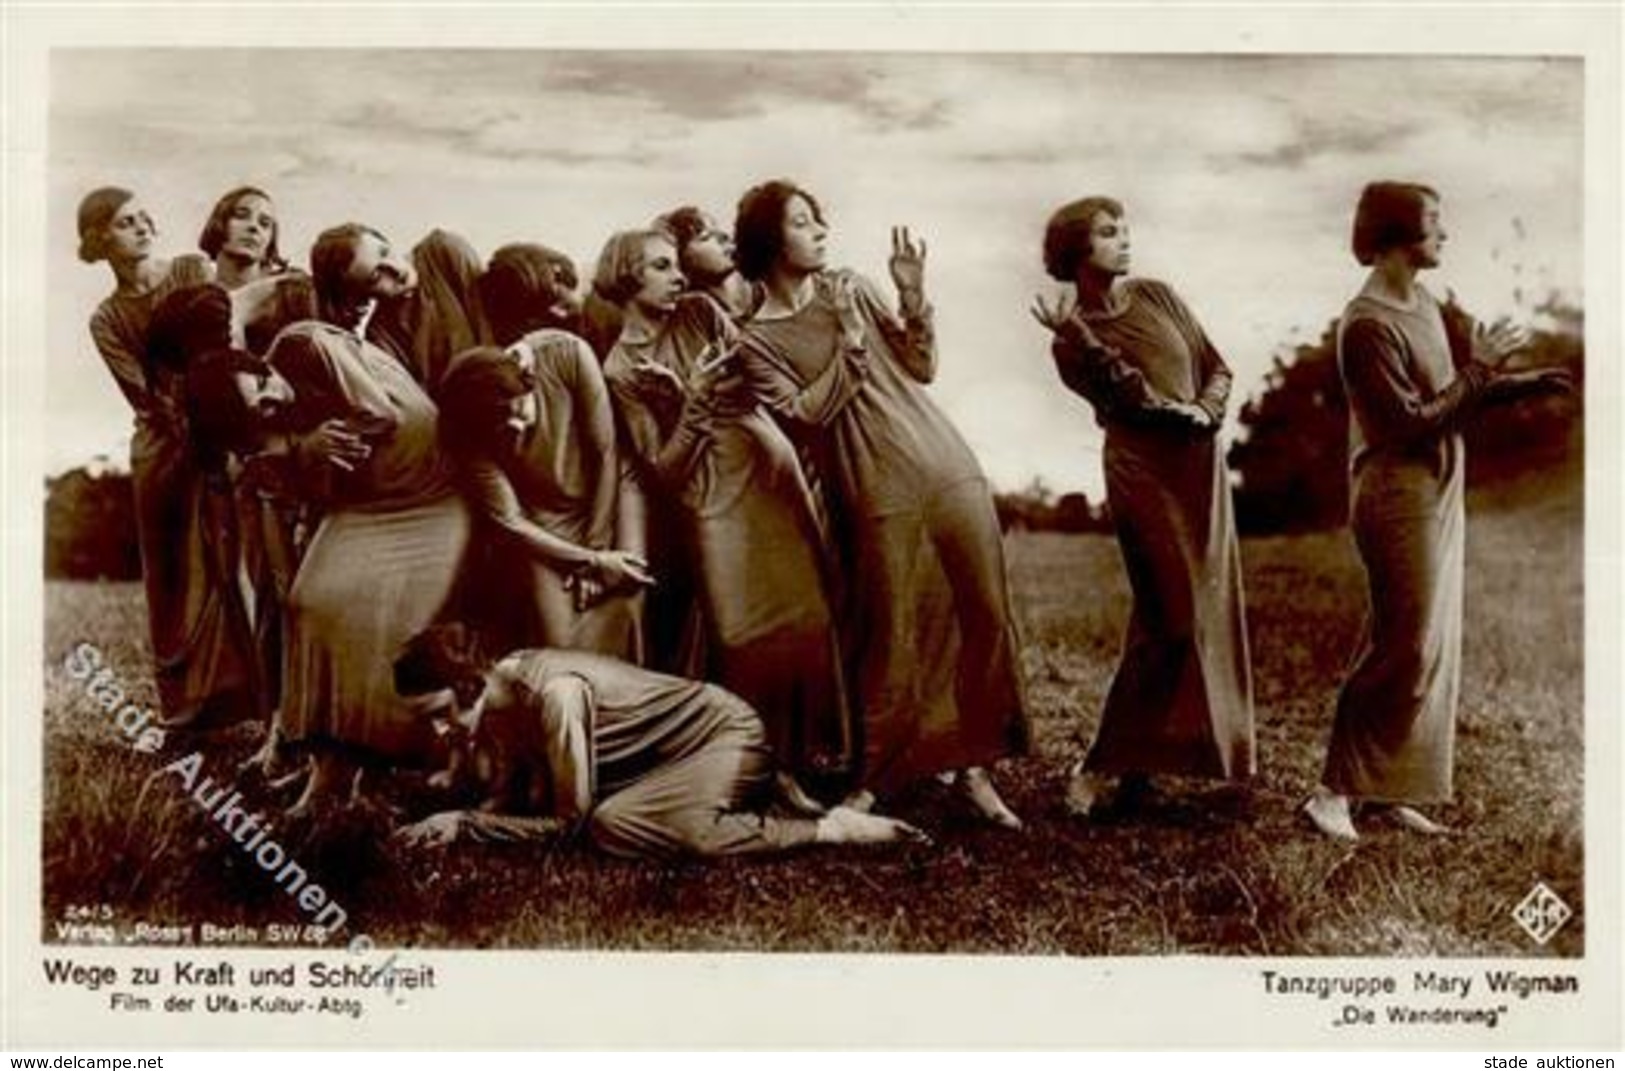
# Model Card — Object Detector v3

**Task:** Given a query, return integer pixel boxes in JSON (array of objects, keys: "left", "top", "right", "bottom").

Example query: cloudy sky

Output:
[{"left": 47, "top": 49, "right": 1582, "bottom": 498}]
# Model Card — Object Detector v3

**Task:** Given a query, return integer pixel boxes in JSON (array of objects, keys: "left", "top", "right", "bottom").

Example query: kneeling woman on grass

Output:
[{"left": 390, "top": 624, "right": 924, "bottom": 856}]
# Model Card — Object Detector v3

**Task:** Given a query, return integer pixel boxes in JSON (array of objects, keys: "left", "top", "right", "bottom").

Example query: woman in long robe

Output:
[
  {"left": 197, "top": 185, "right": 310, "bottom": 731},
  {"left": 733, "top": 181, "right": 1028, "bottom": 825},
  {"left": 230, "top": 223, "right": 472, "bottom": 812},
  {"left": 77, "top": 186, "right": 260, "bottom": 730},
  {"left": 1033, "top": 196, "right": 1254, "bottom": 816},
  {"left": 443, "top": 243, "right": 652, "bottom": 660},
  {"left": 596, "top": 228, "right": 852, "bottom": 802},
  {"left": 437, "top": 345, "right": 652, "bottom": 658},
  {"left": 1304, "top": 183, "right": 1570, "bottom": 840}
]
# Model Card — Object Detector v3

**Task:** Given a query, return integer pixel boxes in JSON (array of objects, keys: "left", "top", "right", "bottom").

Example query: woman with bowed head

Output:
[
  {"left": 432, "top": 241, "right": 651, "bottom": 659},
  {"left": 201, "top": 221, "right": 473, "bottom": 815},
  {"left": 1303, "top": 182, "right": 1571, "bottom": 841},
  {"left": 596, "top": 226, "right": 853, "bottom": 809},
  {"left": 1032, "top": 196, "right": 1255, "bottom": 818},
  {"left": 364, "top": 227, "right": 493, "bottom": 395},
  {"left": 734, "top": 180, "right": 1029, "bottom": 827},
  {"left": 77, "top": 186, "right": 260, "bottom": 729}
]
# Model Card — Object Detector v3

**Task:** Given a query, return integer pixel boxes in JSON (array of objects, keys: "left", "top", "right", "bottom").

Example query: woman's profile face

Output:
[
  {"left": 343, "top": 231, "right": 417, "bottom": 301},
  {"left": 682, "top": 214, "right": 735, "bottom": 278},
  {"left": 778, "top": 194, "right": 827, "bottom": 274},
  {"left": 103, "top": 198, "right": 156, "bottom": 262},
  {"left": 221, "top": 193, "right": 277, "bottom": 264},
  {"left": 1085, "top": 210, "right": 1131, "bottom": 277},
  {"left": 1410, "top": 195, "right": 1446, "bottom": 269},
  {"left": 631, "top": 235, "right": 685, "bottom": 313}
]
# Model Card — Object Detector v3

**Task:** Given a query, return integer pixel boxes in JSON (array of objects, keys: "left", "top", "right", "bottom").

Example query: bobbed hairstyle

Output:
[
  {"left": 435, "top": 346, "right": 537, "bottom": 458},
  {"left": 309, "top": 222, "right": 388, "bottom": 326},
  {"left": 197, "top": 186, "right": 285, "bottom": 271},
  {"left": 1351, "top": 182, "right": 1440, "bottom": 266},
  {"left": 76, "top": 186, "right": 137, "bottom": 264},
  {"left": 480, "top": 243, "right": 580, "bottom": 344},
  {"left": 592, "top": 227, "right": 676, "bottom": 307},
  {"left": 733, "top": 180, "right": 823, "bottom": 283},
  {"left": 394, "top": 622, "right": 492, "bottom": 704},
  {"left": 1042, "top": 196, "right": 1125, "bottom": 282}
]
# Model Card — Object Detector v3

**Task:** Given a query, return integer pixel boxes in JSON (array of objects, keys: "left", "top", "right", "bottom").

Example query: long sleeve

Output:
[
  {"left": 1144, "top": 279, "right": 1234, "bottom": 422},
  {"left": 856, "top": 272, "right": 936, "bottom": 383},
  {"left": 609, "top": 373, "right": 710, "bottom": 491},
  {"left": 88, "top": 306, "right": 154, "bottom": 413},
  {"left": 1050, "top": 327, "right": 1157, "bottom": 419},
  {"left": 460, "top": 458, "right": 600, "bottom": 572},
  {"left": 1341, "top": 317, "right": 1490, "bottom": 448},
  {"left": 740, "top": 336, "right": 866, "bottom": 427},
  {"left": 537, "top": 673, "right": 596, "bottom": 824}
]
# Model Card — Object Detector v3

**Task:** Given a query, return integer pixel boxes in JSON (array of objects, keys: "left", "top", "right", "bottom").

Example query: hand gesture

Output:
[
  {"left": 394, "top": 811, "right": 465, "bottom": 850},
  {"left": 1031, "top": 292, "right": 1103, "bottom": 351},
  {"left": 1473, "top": 316, "right": 1531, "bottom": 368},
  {"left": 1484, "top": 366, "right": 1575, "bottom": 406},
  {"left": 687, "top": 341, "right": 746, "bottom": 410},
  {"left": 305, "top": 418, "right": 371, "bottom": 472},
  {"left": 629, "top": 358, "right": 685, "bottom": 400},
  {"left": 591, "top": 549, "right": 655, "bottom": 596},
  {"left": 1147, "top": 397, "right": 1215, "bottom": 433},
  {"left": 888, "top": 226, "right": 928, "bottom": 304},
  {"left": 816, "top": 805, "right": 932, "bottom": 846}
]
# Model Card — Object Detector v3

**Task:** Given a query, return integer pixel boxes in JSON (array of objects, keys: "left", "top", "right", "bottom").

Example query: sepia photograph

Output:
[{"left": 5, "top": 1, "right": 1620, "bottom": 1051}]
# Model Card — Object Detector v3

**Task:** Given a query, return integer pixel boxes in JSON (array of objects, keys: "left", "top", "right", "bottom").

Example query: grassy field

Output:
[{"left": 40, "top": 475, "right": 1583, "bottom": 957}]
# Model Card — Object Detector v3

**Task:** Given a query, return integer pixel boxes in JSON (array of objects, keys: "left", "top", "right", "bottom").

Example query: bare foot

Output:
[
  {"left": 1302, "top": 789, "right": 1358, "bottom": 841},
  {"left": 1063, "top": 762, "right": 1112, "bottom": 819},
  {"left": 238, "top": 722, "right": 292, "bottom": 781},
  {"left": 284, "top": 752, "right": 351, "bottom": 820},
  {"left": 840, "top": 789, "right": 877, "bottom": 814},
  {"left": 962, "top": 766, "right": 1023, "bottom": 830},
  {"left": 775, "top": 771, "right": 828, "bottom": 817},
  {"left": 1386, "top": 804, "right": 1452, "bottom": 835}
]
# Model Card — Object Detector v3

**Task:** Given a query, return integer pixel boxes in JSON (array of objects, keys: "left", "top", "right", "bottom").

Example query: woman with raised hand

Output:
[
  {"left": 595, "top": 226, "right": 852, "bottom": 808},
  {"left": 734, "top": 180, "right": 1029, "bottom": 828},
  {"left": 1032, "top": 195, "right": 1255, "bottom": 819},
  {"left": 76, "top": 186, "right": 262, "bottom": 730},
  {"left": 1303, "top": 182, "right": 1571, "bottom": 841}
]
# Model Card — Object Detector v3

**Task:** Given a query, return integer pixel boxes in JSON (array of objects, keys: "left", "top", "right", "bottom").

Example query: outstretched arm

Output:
[{"left": 1341, "top": 317, "right": 1491, "bottom": 446}]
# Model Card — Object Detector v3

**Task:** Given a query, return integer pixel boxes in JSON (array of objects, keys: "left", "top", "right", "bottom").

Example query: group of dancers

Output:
[{"left": 74, "top": 177, "right": 1569, "bottom": 859}]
